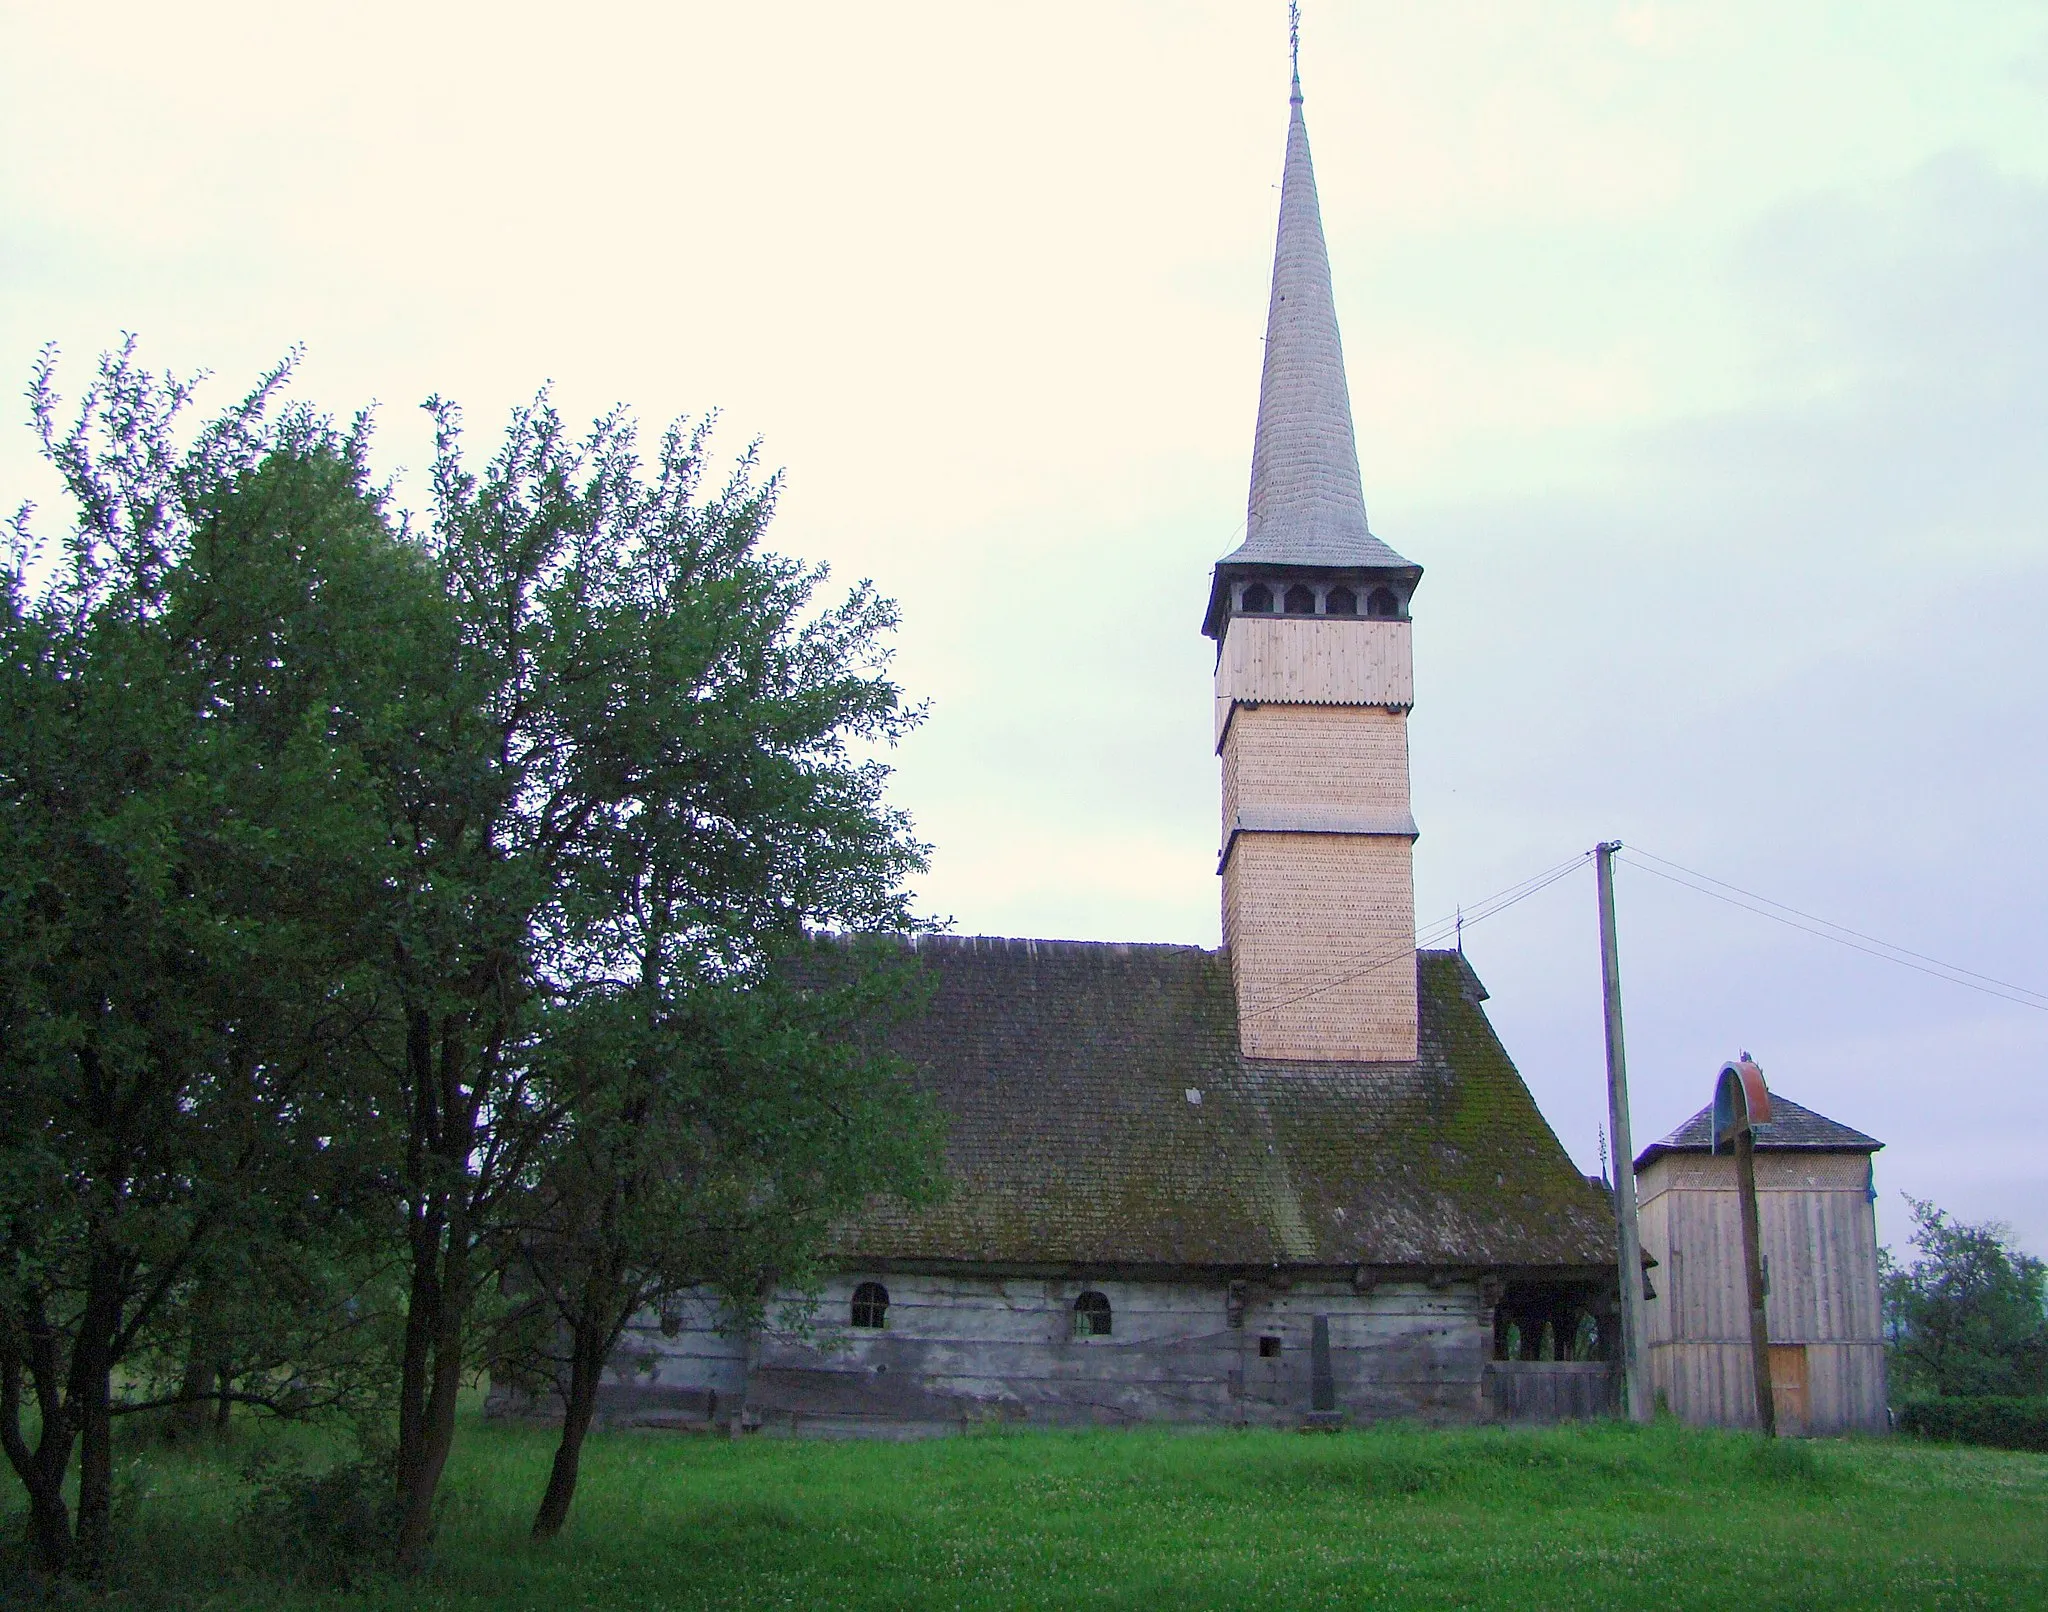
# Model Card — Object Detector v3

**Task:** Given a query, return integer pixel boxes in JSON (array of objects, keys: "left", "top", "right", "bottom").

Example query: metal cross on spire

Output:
[{"left": 1289, "top": 2, "right": 1302, "bottom": 94}]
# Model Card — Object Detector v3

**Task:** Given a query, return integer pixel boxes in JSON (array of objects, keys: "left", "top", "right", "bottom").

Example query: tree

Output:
[
  {"left": 0, "top": 344, "right": 441, "bottom": 1575},
  {"left": 371, "top": 395, "right": 932, "bottom": 1567},
  {"left": 1882, "top": 1196, "right": 2048, "bottom": 1399},
  {"left": 508, "top": 949, "right": 940, "bottom": 1540}
]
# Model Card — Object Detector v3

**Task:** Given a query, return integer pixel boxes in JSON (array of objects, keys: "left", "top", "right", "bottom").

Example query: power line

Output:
[
  {"left": 1626, "top": 845, "right": 2047, "bottom": 1003},
  {"left": 1243, "top": 850, "right": 1592, "bottom": 1019},
  {"left": 1618, "top": 848, "right": 2048, "bottom": 1014}
]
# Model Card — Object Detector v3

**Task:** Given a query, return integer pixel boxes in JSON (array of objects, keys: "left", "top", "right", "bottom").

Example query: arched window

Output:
[
  {"left": 1240, "top": 582, "right": 1273, "bottom": 614},
  {"left": 850, "top": 1281, "right": 889, "bottom": 1329},
  {"left": 1073, "top": 1290, "right": 1112, "bottom": 1338},
  {"left": 1325, "top": 585, "right": 1357, "bottom": 616},
  {"left": 1367, "top": 586, "right": 1399, "bottom": 619},
  {"left": 1283, "top": 584, "right": 1316, "bottom": 615}
]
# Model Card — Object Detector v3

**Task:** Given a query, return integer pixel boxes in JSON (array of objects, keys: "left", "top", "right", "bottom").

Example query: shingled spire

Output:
[{"left": 1203, "top": 65, "right": 1416, "bottom": 637}]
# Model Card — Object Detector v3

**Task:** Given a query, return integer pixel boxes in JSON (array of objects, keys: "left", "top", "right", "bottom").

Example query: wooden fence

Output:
[{"left": 1483, "top": 1361, "right": 1619, "bottom": 1424}]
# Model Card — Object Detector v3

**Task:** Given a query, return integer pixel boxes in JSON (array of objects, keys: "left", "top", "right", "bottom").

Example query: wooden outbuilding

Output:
[{"left": 1634, "top": 1096, "right": 1887, "bottom": 1434}]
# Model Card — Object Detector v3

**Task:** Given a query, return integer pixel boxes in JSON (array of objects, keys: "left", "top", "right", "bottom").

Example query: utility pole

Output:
[{"left": 1595, "top": 842, "right": 1651, "bottom": 1422}]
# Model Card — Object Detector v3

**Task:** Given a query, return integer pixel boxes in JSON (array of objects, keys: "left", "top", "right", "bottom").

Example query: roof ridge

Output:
[{"left": 809, "top": 931, "right": 1220, "bottom": 959}]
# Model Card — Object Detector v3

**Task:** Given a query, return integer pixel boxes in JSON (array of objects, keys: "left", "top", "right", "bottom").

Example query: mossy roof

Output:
[{"left": 835, "top": 938, "right": 1614, "bottom": 1273}]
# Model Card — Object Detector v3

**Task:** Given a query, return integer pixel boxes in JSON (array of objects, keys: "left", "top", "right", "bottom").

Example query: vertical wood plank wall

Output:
[
  {"left": 1214, "top": 617, "right": 1413, "bottom": 747},
  {"left": 1636, "top": 1152, "right": 1888, "bottom": 1433}
]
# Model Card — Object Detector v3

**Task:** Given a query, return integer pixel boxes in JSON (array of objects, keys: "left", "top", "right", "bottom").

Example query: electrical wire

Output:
[
  {"left": 1242, "top": 849, "right": 1593, "bottom": 1018},
  {"left": 1618, "top": 847, "right": 2048, "bottom": 1014}
]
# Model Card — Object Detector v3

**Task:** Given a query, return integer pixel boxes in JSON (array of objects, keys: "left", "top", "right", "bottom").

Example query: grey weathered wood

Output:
[
  {"left": 1595, "top": 842, "right": 1651, "bottom": 1422},
  {"left": 1636, "top": 1149, "right": 1887, "bottom": 1434},
  {"left": 489, "top": 1271, "right": 1538, "bottom": 1432},
  {"left": 1483, "top": 1362, "right": 1617, "bottom": 1423}
]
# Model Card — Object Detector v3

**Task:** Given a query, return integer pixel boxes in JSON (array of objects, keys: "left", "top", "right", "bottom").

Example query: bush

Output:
[
  {"left": 1897, "top": 1396, "right": 2048, "bottom": 1452},
  {"left": 237, "top": 1451, "right": 403, "bottom": 1587}
]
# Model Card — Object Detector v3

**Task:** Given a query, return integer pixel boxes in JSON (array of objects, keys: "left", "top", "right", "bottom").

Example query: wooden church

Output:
[{"left": 526, "top": 66, "right": 1621, "bottom": 1434}]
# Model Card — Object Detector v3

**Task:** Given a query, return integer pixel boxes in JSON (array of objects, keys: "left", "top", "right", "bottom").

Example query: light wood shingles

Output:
[
  {"left": 1216, "top": 613, "right": 1418, "bottom": 1062},
  {"left": 1224, "top": 832, "right": 1418, "bottom": 1061},
  {"left": 1222, "top": 704, "right": 1412, "bottom": 833}
]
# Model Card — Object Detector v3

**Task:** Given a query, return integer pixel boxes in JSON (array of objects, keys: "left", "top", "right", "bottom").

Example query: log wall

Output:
[{"left": 500, "top": 1273, "right": 1499, "bottom": 1436}]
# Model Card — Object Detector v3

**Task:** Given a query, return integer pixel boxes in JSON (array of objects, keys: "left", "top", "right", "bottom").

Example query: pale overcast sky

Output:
[{"left": 6, "top": 3, "right": 2045, "bottom": 1253}]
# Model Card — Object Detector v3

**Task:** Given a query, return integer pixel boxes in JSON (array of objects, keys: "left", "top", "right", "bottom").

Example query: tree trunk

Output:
[
  {"left": 72, "top": 1374, "right": 113, "bottom": 1580},
  {"left": 396, "top": 1228, "right": 470, "bottom": 1573},
  {"left": 67, "top": 1262, "right": 125, "bottom": 1580},
  {"left": 3, "top": 1322, "right": 78, "bottom": 1574},
  {"left": 168, "top": 1335, "right": 214, "bottom": 1444},
  {"left": 530, "top": 1304, "right": 617, "bottom": 1541},
  {"left": 394, "top": 1200, "right": 441, "bottom": 1515}
]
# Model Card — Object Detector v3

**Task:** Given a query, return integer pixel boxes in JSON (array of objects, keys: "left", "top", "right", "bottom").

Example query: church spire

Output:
[
  {"left": 1218, "top": 57, "right": 1412, "bottom": 580},
  {"left": 1204, "top": 33, "right": 1422, "bottom": 1064}
]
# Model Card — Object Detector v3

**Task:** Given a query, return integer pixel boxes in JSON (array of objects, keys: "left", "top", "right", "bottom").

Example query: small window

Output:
[
  {"left": 1074, "top": 1290, "right": 1112, "bottom": 1338},
  {"left": 1258, "top": 1335, "right": 1282, "bottom": 1358},
  {"left": 1325, "top": 586, "right": 1357, "bottom": 616},
  {"left": 1367, "top": 586, "right": 1399, "bottom": 619},
  {"left": 850, "top": 1281, "right": 889, "bottom": 1329},
  {"left": 1283, "top": 584, "right": 1316, "bottom": 615},
  {"left": 1240, "top": 582, "right": 1273, "bottom": 614}
]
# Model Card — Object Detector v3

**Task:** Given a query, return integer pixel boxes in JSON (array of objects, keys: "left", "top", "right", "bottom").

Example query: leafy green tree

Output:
[
  {"left": 508, "top": 948, "right": 941, "bottom": 1540},
  {"left": 1882, "top": 1196, "right": 2048, "bottom": 1399},
  {"left": 374, "top": 395, "right": 932, "bottom": 1567},
  {"left": 0, "top": 344, "right": 442, "bottom": 1575}
]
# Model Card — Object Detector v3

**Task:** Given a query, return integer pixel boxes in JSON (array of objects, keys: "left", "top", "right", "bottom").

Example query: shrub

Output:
[
  {"left": 237, "top": 1451, "right": 403, "bottom": 1587},
  {"left": 1897, "top": 1396, "right": 2048, "bottom": 1453}
]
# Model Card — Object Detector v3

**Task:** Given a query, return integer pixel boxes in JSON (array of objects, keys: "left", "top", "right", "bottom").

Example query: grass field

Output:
[{"left": 6, "top": 1415, "right": 2046, "bottom": 1610}]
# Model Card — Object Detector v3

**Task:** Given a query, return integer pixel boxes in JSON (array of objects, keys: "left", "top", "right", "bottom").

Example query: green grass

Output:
[{"left": 8, "top": 1415, "right": 2047, "bottom": 1610}]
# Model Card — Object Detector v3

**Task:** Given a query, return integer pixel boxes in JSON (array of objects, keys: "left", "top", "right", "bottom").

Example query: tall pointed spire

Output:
[{"left": 1220, "top": 63, "right": 1411, "bottom": 573}]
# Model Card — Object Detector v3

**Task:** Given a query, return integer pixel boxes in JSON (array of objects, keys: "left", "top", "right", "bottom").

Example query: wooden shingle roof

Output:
[
  {"left": 829, "top": 937, "right": 1614, "bottom": 1274},
  {"left": 1634, "top": 1094, "right": 1883, "bottom": 1171}
]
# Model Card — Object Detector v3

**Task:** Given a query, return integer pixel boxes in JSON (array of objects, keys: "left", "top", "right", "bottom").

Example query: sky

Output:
[{"left": 5, "top": 2, "right": 2046, "bottom": 1255}]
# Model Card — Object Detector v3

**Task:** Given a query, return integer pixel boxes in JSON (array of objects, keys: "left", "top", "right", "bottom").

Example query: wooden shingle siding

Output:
[
  {"left": 1221, "top": 703, "right": 1413, "bottom": 834},
  {"left": 1223, "top": 831, "right": 1417, "bottom": 1061}
]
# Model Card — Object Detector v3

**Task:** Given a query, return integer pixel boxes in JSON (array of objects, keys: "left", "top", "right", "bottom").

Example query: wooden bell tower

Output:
[{"left": 1205, "top": 66, "right": 1422, "bottom": 1063}]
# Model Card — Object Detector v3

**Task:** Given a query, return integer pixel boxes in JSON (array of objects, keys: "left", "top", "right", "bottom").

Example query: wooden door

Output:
[{"left": 1769, "top": 1345, "right": 1810, "bottom": 1435}]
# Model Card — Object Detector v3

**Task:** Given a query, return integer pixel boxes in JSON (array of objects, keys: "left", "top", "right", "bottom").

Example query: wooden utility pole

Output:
[{"left": 1595, "top": 842, "right": 1651, "bottom": 1422}]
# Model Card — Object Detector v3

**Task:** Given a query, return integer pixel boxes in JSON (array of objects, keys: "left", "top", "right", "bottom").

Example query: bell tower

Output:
[{"left": 1205, "top": 64, "right": 1421, "bottom": 1063}]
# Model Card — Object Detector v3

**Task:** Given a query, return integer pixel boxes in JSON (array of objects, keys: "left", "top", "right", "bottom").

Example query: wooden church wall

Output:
[{"left": 492, "top": 1274, "right": 1499, "bottom": 1434}]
